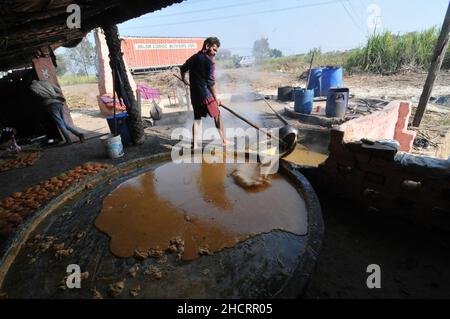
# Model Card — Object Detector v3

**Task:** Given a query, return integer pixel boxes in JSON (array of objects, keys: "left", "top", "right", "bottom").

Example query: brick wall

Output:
[
  {"left": 338, "top": 101, "right": 416, "bottom": 152},
  {"left": 313, "top": 129, "right": 450, "bottom": 230}
]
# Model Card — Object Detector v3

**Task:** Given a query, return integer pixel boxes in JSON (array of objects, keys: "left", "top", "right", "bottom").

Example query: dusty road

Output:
[{"left": 62, "top": 67, "right": 450, "bottom": 117}]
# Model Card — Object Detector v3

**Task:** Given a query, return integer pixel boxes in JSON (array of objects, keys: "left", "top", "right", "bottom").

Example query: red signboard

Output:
[{"left": 121, "top": 37, "right": 205, "bottom": 71}]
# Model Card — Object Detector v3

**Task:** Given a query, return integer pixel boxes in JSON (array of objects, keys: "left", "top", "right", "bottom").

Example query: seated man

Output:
[{"left": 30, "top": 80, "right": 85, "bottom": 145}]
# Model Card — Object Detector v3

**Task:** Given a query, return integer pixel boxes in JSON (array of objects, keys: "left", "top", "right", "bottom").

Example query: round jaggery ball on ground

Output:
[
  {"left": 3, "top": 196, "right": 14, "bottom": 204},
  {"left": 7, "top": 213, "right": 23, "bottom": 226},
  {"left": 12, "top": 192, "right": 22, "bottom": 199},
  {"left": 0, "top": 211, "right": 12, "bottom": 220},
  {"left": 17, "top": 208, "right": 32, "bottom": 217}
]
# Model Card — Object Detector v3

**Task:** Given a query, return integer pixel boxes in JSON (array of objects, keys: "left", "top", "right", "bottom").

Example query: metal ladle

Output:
[
  {"left": 173, "top": 74, "right": 298, "bottom": 157},
  {"left": 262, "top": 98, "right": 298, "bottom": 157}
]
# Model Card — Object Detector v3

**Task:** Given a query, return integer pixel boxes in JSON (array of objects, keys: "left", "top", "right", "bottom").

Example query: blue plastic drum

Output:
[
  {"left": 307, "top": 67, "right": 322, "bottom": 97},
  {"left": 294, "top": 88, "right": 314, "bottom": 114},
  {"left": 321, "top": 66, "right": 343, "bottom": 97}
]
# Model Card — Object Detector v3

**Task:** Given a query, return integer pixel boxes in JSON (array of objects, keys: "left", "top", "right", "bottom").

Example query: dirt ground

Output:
[
  {"left": 59, "top": 68, "right": 450, "bottom": 299},
  {"left": 1, "top": 67, "right": 449, "bottom": 299},
  {"left": 62, "top": 68, "right": 450, "bottom": 159},
  {"left": 304, "top": 192, "right": 450, "bottom": 298}
]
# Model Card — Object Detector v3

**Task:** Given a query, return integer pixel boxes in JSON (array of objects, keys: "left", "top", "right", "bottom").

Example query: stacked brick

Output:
[{"left": 317, "top": 129, "right": 450, "bottom": 230}]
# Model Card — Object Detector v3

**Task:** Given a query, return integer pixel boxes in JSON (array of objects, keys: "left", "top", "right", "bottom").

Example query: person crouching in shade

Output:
[
  {"left": 30, "top": 80, "right": 85, "bottom": 145},
  {"left": 180, "top": 37, "right": 230, "bottom": 149}
]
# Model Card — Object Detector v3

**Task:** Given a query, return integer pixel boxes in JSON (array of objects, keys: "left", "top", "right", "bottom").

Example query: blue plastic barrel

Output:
[
  {"left": 326, "top": 87, "right": 349, "bottom": 118},
  {"left": 106, "top": 112, "right": 132, "bottom": 145},
  {"left": 307, "top": 67, "right": 322, "bottom": 97},
  {"left": 321, "top": 66, "right": 343, "bottom": 97},
  {"left": 294, "top": 88, "right": 314, "bottom": 114}
]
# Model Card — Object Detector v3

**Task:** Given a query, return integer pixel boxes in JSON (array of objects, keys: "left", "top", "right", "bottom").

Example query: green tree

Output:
[
  {"left": 65, "top": 33, "right": 97, "bottom": 75},
  {"left": 270, "top": 48, "right": 283, "bottom": 58},
  {"left": 216, "top": 48, "right": 232, "bottom": 61},
  {"left": 252, "top": 37, "right": 271, "bottom": 60},
  {"left": 76, "top": 68, "right": 86, "bottom": 76},
  {"left": 55, "top": 54, "right": 68, "bottom": 76}
]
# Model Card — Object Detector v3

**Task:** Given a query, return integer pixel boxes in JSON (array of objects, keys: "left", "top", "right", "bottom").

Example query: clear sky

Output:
[{"left": 117, "top": 0, "right": 449, "bottom": 56}]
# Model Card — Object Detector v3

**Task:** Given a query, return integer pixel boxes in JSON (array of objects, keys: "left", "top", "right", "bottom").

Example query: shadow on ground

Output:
[{"left": 303, "top": 191, "right": 450, "bottom": 299}]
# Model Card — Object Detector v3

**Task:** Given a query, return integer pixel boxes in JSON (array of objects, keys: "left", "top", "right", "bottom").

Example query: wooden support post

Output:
[
  {"left": 102, "top": 24, "right": 145, "bottom": 145},
  {"left": 136, "top": 88, "right": 142, "bottom": 115},
  {"left": 413, "top": 3, "right": 450, "bottom": 127}
]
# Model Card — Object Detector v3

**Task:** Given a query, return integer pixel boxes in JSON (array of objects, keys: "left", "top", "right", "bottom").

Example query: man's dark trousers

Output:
[{"left": 46, "top": 102, "right": 82, "bottom": 143}]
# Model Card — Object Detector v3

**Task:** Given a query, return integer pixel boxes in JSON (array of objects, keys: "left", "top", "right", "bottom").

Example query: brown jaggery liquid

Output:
[
  {"left": 283, "top": 145, "right": 328, "bottom": 167},
  {"left": 95, "top": 159, "right": 308, "bottom": 260}
]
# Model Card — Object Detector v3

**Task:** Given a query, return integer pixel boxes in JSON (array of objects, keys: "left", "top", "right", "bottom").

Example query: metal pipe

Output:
[
  {"left": 173, "top": 74, "right": 287, "bottom": 146},
  {"left": 262, "top": 98, "right": 289, "bottom": 125}
]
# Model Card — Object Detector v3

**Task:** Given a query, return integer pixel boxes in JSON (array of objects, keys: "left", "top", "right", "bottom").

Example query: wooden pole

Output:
[
  {"left": 103, "top": 24, "right": 145, "bottom": 144},
  {"left": 136, "top": 88, "right": 142, "bottom": 115},
  {"left": 112, "top": 67, "right": 117, "bottom": 136},
  {"left": 413, "top": 3, "right": 450, "bottom": 127},
  {"left": 305, "top": 51, "right": 315, "bottom": 90}
]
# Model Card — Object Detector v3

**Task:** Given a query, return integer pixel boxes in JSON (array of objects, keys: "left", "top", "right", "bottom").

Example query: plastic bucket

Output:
[
  {"left": 326, "top": 87, "right": 349, "bottom": 118},
  {"left": 307, "top": 67, "right": 322, "bottom": 97},
  {"left": 294, "top": 88, "right": 314, "bottom": 114},
  {"left": 106, "top": 112, "right": 132, "bottom": 145},
  {"left": 100, "top": 134, "right": 124, "bottom": 159}
]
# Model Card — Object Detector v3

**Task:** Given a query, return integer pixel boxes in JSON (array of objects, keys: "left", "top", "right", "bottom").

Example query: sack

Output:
[
  {"left": 100, "top": 94, "right": 126, "bottom": 112},
  {"left": 150, "top": 99, "right": 162, "bottom": 120}
]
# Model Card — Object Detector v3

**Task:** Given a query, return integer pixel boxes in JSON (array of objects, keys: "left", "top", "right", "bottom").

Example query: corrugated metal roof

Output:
[{"left": 0, "top": 0, "right": 185, "bottom": 70}]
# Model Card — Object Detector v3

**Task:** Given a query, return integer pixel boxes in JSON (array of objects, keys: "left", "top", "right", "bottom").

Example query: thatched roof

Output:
[{"left": 0, "top": 0, "right": 184, "bottom": 70}]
